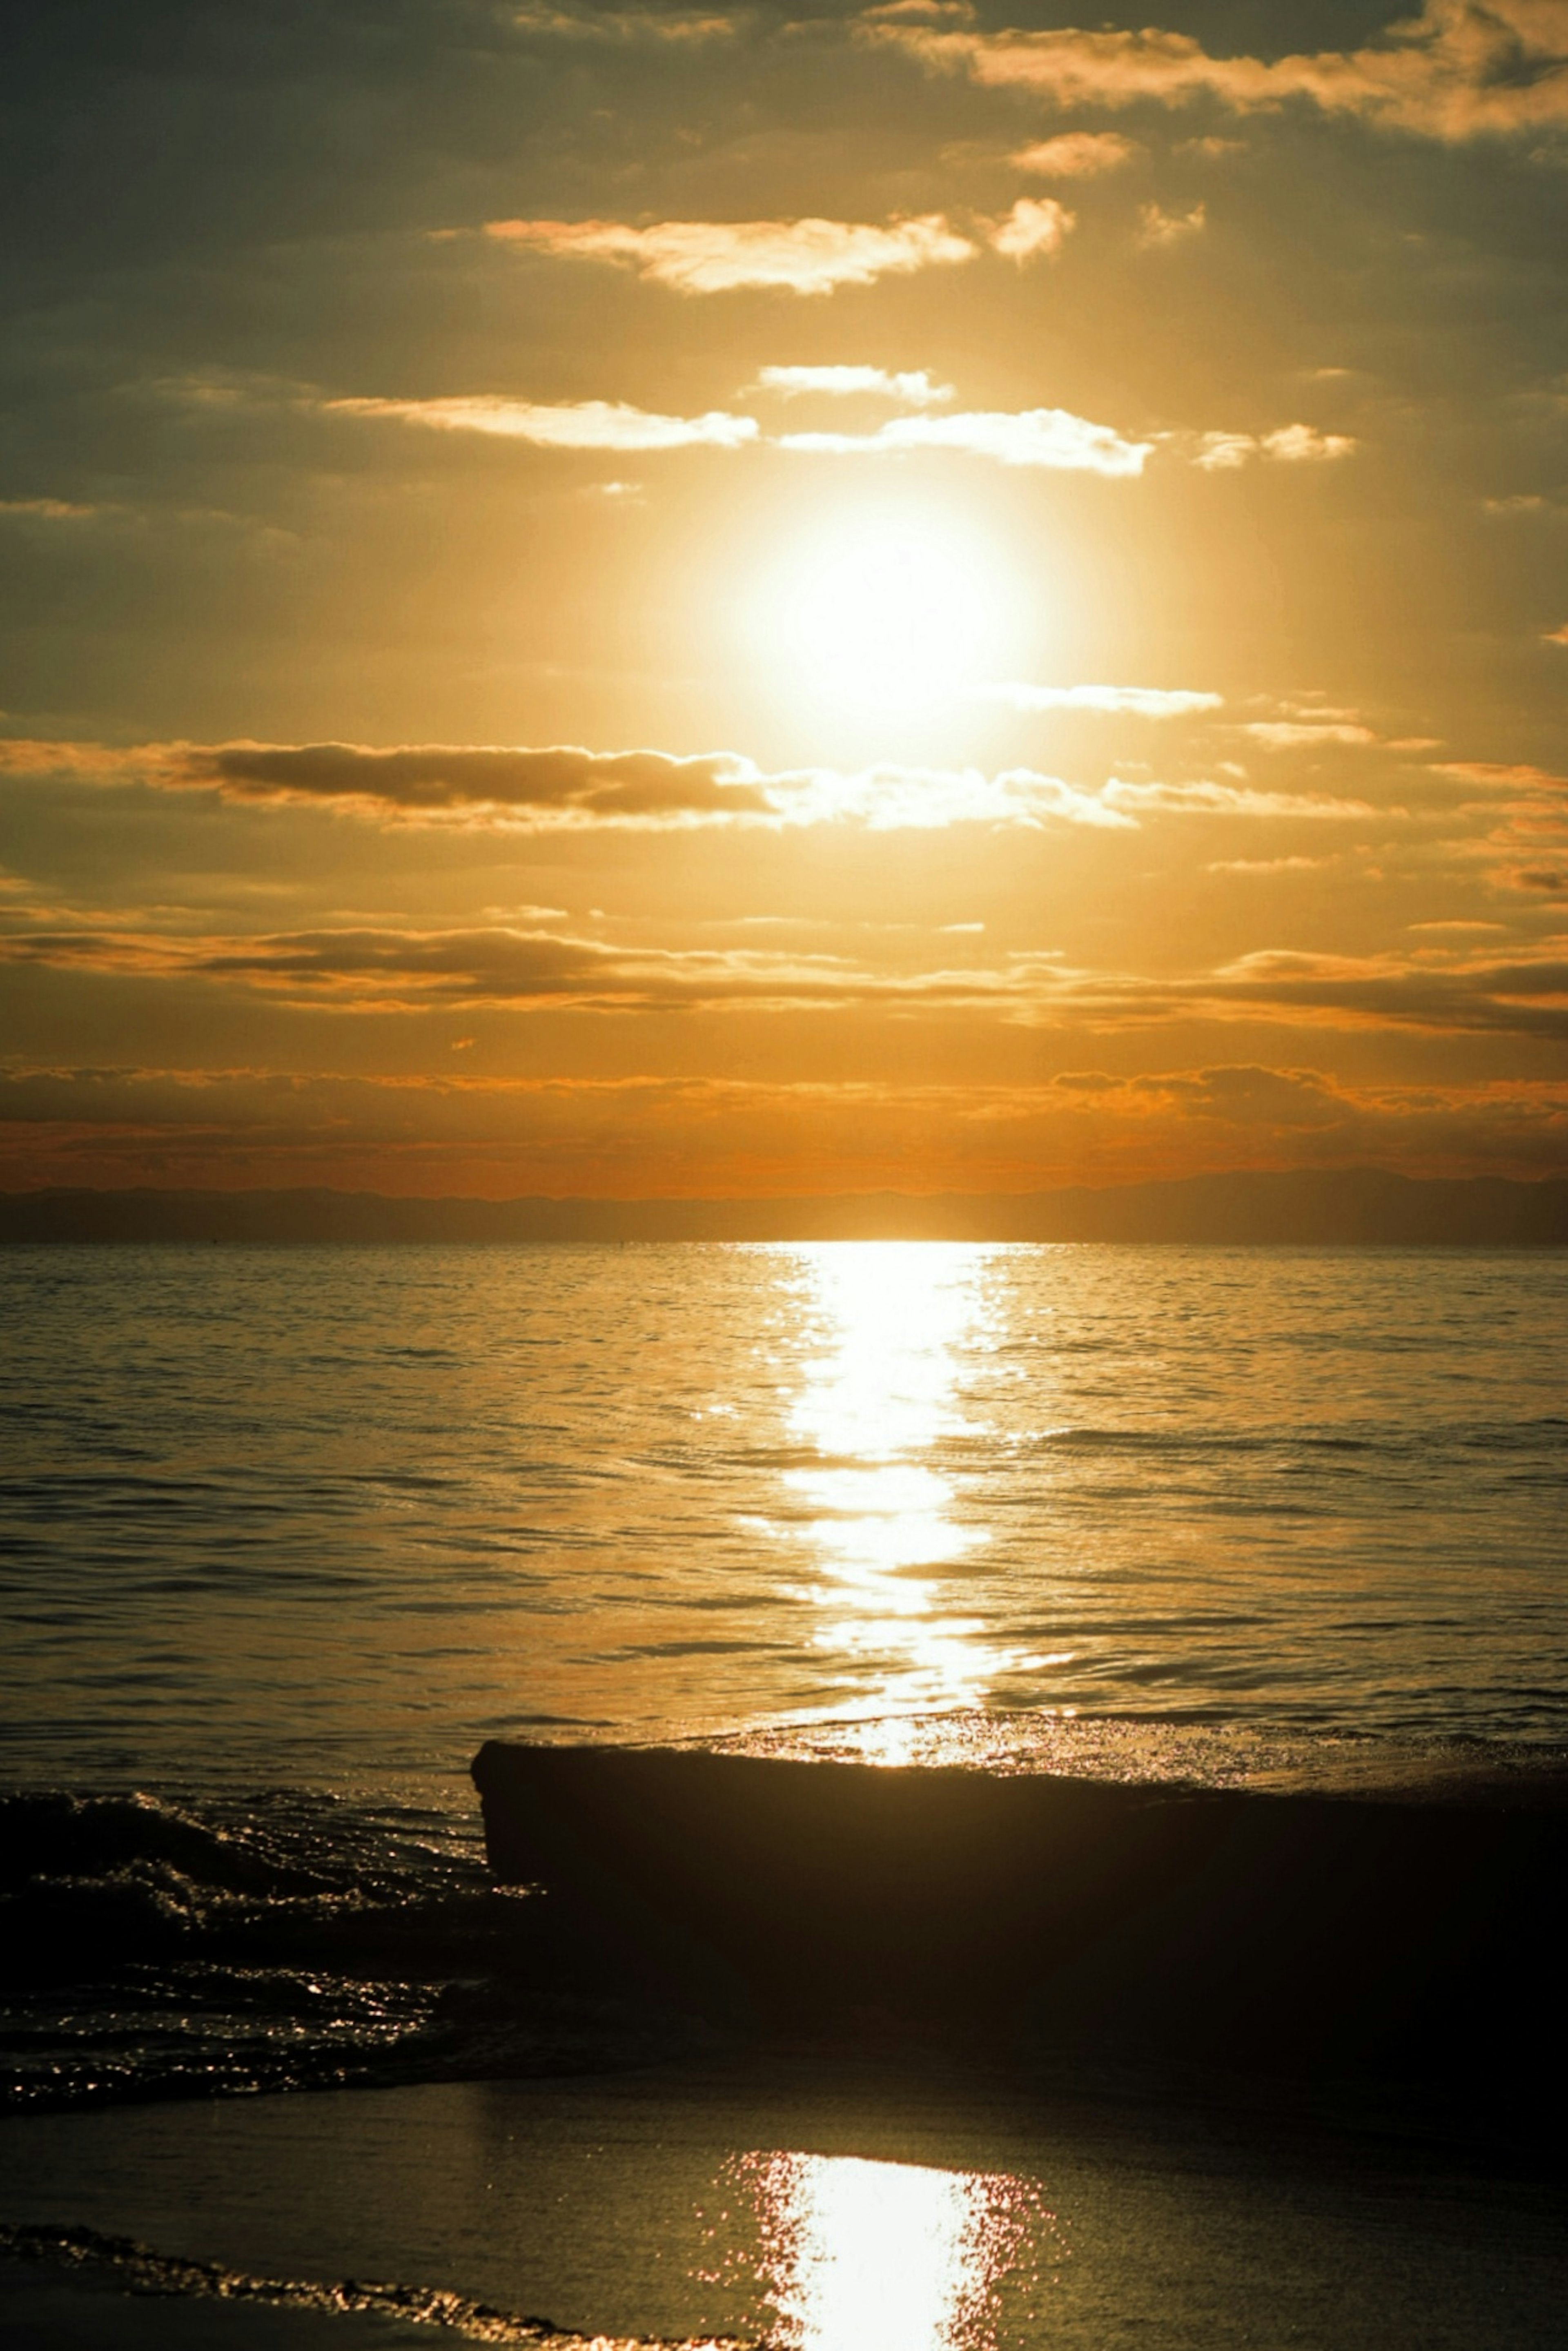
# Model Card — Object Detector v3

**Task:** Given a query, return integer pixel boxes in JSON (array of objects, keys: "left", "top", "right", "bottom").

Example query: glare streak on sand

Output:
[{"left": 0, "top": 2222, "right": 743, "bottom": 2348}]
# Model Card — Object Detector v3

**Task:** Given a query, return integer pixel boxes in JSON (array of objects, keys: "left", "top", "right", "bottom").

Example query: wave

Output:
[
  {"left": 0, "top": 2223, "right": 731, "bottom": 2349},
  {"left": 0, "top": 1787, "right": 715, "bottom": 2113}
]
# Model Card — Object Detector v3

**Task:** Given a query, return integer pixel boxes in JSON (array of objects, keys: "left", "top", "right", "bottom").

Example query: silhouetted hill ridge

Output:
[{"left": 2, "top": 1169, "right": 1566, "bottom": 1243}]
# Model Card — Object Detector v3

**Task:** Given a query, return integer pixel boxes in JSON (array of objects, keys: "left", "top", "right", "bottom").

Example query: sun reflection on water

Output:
[
  {"left": 705, "top": 2148, "right": 1056, "bottom": 2351},
  {"left": 767, "top": 1244, "right": 1049, "bottom": 1731}
]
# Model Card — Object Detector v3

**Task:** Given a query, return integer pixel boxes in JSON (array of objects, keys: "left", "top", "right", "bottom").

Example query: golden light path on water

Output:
[
  {"left": 704, "top": 2149, "right": 1057, "bottom": 2351},
  {"left": 766, "top": 1244, "right": 1071, "bottom": 1751}
]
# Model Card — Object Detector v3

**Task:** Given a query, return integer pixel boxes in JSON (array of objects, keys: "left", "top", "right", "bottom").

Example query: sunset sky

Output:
[{"left": 2, "top": 0, "right": 1566, "bottom": 1198}]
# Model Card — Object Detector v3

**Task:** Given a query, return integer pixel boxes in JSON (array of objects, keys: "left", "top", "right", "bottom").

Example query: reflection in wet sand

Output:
[
  {"left": 707, "top": 2148, "right": 1056, "bottom": 2351},
  {"left": 769, "top": 1245, "right": 1067, "bottom": 1741}
]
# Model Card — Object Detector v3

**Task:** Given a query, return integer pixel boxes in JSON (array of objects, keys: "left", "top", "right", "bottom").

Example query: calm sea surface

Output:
[{"left": 3, "top": 1241, "right": 1565, "bottom": 1791}]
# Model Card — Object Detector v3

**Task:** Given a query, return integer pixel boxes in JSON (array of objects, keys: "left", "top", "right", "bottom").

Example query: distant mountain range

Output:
[{"left": 4, "top": 1168, "right": 1566, "bottom": 1244}]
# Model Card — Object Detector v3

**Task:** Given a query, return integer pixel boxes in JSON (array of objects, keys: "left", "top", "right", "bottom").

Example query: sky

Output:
[{"left": 2, "top": 0, "right": 1566, "bottom": 1199}]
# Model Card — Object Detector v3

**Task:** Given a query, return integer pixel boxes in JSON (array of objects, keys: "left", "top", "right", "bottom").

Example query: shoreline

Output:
[{"left": 3, "top": 2048, "right": 1566, "bottom": 2349}]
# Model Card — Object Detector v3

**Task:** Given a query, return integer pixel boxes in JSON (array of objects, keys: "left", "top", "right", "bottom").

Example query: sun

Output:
[{"left": 746, "top": 499, "right": 1029, "bottom": 717}]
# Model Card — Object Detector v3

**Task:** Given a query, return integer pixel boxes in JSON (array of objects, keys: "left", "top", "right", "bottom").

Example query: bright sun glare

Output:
[
  {"left": 751, "top": 503, "right": 1028, "bottom": 714},
  {"left": 760, "top": 1244, "right": 1067, "bottom": 1743},
  {"left": 713, "top": 2147, "right": 1054, "bottom": 2351}
]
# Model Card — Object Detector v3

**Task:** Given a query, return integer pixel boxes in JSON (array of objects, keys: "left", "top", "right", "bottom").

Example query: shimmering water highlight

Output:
[{"left": 2, "top": 1241, "right": 1565, "bottom": 1789}]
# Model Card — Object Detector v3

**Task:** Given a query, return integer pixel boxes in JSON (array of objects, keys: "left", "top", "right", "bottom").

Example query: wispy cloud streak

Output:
[
  {"left": 484, "top": 213, "right": 976, "bottom": 294},
  {"left": 322, "top": 396, "right": 757, "bottom": 449},
  {"left": 976, "top": 682, "right": 1222, "bottom": 717}
]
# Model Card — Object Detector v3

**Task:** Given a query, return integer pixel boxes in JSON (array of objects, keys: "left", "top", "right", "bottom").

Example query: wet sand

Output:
[{"left": 2, "top": 2052, "right": 1564, "bottom": 2348}]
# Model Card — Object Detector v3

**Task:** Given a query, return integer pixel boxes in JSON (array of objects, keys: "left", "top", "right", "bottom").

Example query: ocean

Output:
[{"left": 2, "top": 1240, "right": 1566, "bottom": 2114}]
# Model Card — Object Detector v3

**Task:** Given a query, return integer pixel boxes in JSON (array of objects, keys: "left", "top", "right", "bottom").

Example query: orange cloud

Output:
[
  {"left": 0, "top": 738, "right": 1405, "bottom": 833},
  {"left": 985, "top": 196, "right": 1076, "bottom": 260},
  {"left": 512, "top": 4, "right": 736, "bottom": 40},
  {"left": 975, "top": 682, "right": 1221, "bottom": 717},
  {"left": 865, "top": 2, "right": 1568, "bottom": 144},
  {"left": 1243, "top": 721, "right": 1379, "bottom": 749},
  {"left": 6, "top": 1064, "right": 1563, "bottom": 1196},
  {"left": 777, "top": 404, "right": 1152, "bottom": 473},
  {"left": 1100, "top": 779, "right": 1377, "bottom": 818},
  {"left": 0, "top": 740, "right": 1132, "bottom": 830},
  {"left": 0, "top": 496, "right": 102, "bottom": 520},
  {"left": 323, "top": 394, "right": 757, "bottom": 449},
  {"left": 1136, "top": 200, "right": 1206, "bottom": 249},
  {"left": 1012, "top": 131, "right": 1140, "bottom": 176},
  {"left": 751, "top": 365, "right": 953, "bottom": 404},
  {"left": 0, "top": 738, "right": 771, "bottom": 820},
  {"left": 5, "top": 919, "right": 1568, "bottom": 1043},
  {"left": 0, "top": 920, "right": 1022, "bottom": 1017},
  {"left": 1192, "top": 423, "right": 1358, "bottom": 469},
  {"left": 185, "top": 741, "right": 775, "bottom": 818},
  {"left": 484, "top": 213, "right": 976, "bottom": 294}
]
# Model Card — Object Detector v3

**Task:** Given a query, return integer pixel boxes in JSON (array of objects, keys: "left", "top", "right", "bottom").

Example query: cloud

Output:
[
  {"left": 1544, "top": 622, "right": 1568, "bottom": 645},
  {"left": 0, "top": 739, "right": 774, "bottom": 821},
  {"left": 11, "top": 917, "right": 1567, "bottom": 1046},
  {"left": 1207, "top": 856, "right": 1334, "bottom": 874},
  {"left": 0, "top": 497, "right": 101, "bottom": 520},
  {"left": 1432, "top": 760, "right": 1568, "bottom": 789},
  {"left": 1014, "top": 947, "right": 1568, "bottom": 1043},
  {"left": 777, "top": 405, "right": 1153, "bottom": 475},
  {"left": 321, "top": 395, "right": 757, "bottom": 450},
  {"left": 224, "top": 746, "right": 1142, "bottom": 835},
  {"left": 1186, "top": 947, "right": 1568, "bottom": 1040},
  {"left": 512, "top": 4, "right": 736, "bottom": 40},
  {"left": 0, "top": 919, "right": 1025, "bottom": 1018},
  {"left": 1, "top": 739, "right": 1404, "bottom": 834},
  {"left": 1101, "top": 779, "right": 1379, "bottom": 818},
  {"left": 864, "top": 2, "right": 1568, "bottom": 145},
  {"left": 1012, "top": 131, "right": 1140, "bottom": 176},
  {"left": 1262, "top": 423, "right": 1359, "bottom": 463},
  {"left": 1136, "top": 200, "right": 1207, "bottom": 248},
  {"left": 1242, "top": 720, "right": 1379, "bottom": 748},
  {"left": 1038, "top": 1064, "right": 1568, "bottom": 1175},
  {"left": 0, "top": 738, "right": 1132, "bottom": 832},
  {"left": 751, "top": 365, "right": 953, "bottom": 405},
  {"left": 976, "top": 682, "right": 1222, "bottom": 718},
  {"left": 180, "top": 742, "right": 777, "bottom": 820},
  {"left": 774, "top": 765, "right": 1137, "bottom": 830},
  {"left": 861, "top": 1, "right": 973, "bottom": 22},
  {"left": 484, "top": 213, "right": 977, "bottom": 294},
  {"left": 1190, "top": 432, "right": 1256, "bottom": 471},
  {"left": 6, "top": 1061, "right": 1564, "bottom": 1194},
  {"left": 1192, "top": 424, "right": 1358, "bottom": 469},
  {"left": 985, "top": 196, "right": 1075, "bottom": 260},
  {"left": 1420, "top": 759, "right": 1568, "bottom": 889},
  {"left": 1134, "top": 1063, "right": 1353, "bottom": 1125}
]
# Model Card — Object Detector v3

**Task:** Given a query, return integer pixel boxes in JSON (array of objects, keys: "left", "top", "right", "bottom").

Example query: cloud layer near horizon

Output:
[{"left": 6, "top": 1059, "right": 1563, "bottom": 1198}]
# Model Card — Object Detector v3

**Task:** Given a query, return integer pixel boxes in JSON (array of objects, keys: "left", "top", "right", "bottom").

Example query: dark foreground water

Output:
[{"left": 2, "top": 1242, "right": 1565, "bottom": 2111}]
